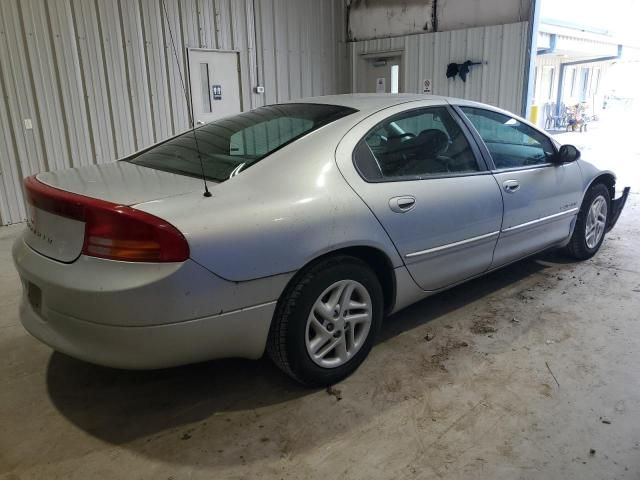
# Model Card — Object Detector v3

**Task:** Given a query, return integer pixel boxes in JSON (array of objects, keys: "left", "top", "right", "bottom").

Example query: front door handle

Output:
[
  {"left": 389, "top": 196, "right": 416, "bottom": 213},
  {"left": 503, "top": 179, "right": 520, "bottom": 193}
]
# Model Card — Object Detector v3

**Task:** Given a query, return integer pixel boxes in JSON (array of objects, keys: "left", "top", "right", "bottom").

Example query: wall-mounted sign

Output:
[
  {"left": 375, "top": 77, "right": 386, "bottom": 93},
  {"left": 212, "top": 84, "right": 222, "bottom": 100},
  {"left": 422, "top": 78, "right": 432, "bottom": 94}
]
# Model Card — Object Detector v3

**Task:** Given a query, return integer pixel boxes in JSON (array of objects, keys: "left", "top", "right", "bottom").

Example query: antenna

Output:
[{"left": 161, "top": 0, "right": 212, "bottom": 197}]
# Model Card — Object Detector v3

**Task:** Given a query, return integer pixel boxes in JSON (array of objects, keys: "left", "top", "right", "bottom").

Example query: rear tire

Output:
[
  {"left": 565, "top": 183, "right": 610, "bottom": 260},
  {"left": 267, "top": 255, "right": 383, "bottom": 387}
]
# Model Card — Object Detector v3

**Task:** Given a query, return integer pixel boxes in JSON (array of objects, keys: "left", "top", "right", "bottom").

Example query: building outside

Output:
[{"left": 531, "top": 19, "right": 640, "bottom": 130}]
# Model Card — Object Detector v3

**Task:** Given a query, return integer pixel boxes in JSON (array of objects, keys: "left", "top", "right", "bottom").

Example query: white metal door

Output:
[{"left": 188, "top": 50, "right": 241, "bottom": 125}]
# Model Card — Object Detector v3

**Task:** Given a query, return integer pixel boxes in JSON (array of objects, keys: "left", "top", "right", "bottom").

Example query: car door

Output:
[
  {"left": 340, "top": 105, "right": 503, "bottom": 291},
  {"left": 458, "top": 106, "right": 583, "bottom": 267}
]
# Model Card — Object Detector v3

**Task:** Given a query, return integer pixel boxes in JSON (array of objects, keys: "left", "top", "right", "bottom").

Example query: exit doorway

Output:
[
  {"left": 357, "top": 52, "right": 403, "bottom": 94},
  {"left": 188, "top": 49, "right": 242, "bottom": 125}
]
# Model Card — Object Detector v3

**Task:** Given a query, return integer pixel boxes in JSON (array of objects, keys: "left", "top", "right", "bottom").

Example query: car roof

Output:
[
  {"left": 282, "top": 93, "right": 525, "bottom": 117},
  {"left": 280, "top": 94, "right": 545, "bottom": 138},
  {"left": 285, "top": 93, "right": 450, "bottom": 113}
]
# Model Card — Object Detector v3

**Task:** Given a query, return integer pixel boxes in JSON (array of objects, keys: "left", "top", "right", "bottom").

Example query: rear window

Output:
[{"left": 127, "top": 103, "right": 356, "bottom": 182}]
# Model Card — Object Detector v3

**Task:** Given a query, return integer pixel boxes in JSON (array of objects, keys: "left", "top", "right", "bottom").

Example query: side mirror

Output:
[{"left": 555, "top": 144, "right": 581, "bottom": 164}]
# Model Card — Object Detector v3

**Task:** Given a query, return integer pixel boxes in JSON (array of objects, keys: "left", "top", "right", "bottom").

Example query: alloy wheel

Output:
[
  {"left": 585, "top": 194, "right": 607, "bottom": 249},
  {"left": 305, "top": 280, "right": 373, "bottom": 368}
]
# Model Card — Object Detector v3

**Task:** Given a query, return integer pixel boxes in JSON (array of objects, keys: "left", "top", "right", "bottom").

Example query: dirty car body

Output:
[{"left": 13, "top": 94, "right": 629, "bottom": 384}]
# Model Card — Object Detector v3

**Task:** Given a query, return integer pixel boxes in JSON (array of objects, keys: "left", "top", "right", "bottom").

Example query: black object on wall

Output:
[{"left": 446, "top": 61, "right": 484, "bottom": 82}]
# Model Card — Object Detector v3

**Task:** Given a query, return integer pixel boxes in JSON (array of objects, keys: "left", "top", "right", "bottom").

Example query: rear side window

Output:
[
  {"left": 460, "top": 107, "right": 555, "bottom": 169},
  {"left": 354, "top": 106, "right": 479, "bottom": 182},
  {"left": 128, "top": 103, "right": 356, "bottom": 182}
]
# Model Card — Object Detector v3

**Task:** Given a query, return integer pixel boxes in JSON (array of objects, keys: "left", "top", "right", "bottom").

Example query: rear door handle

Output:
[
  {"left": 389, "top": 196, "right": 416, "bottom": 213},
  {"left": 503, "top": 179, "right": 520, "bottom": 193}
]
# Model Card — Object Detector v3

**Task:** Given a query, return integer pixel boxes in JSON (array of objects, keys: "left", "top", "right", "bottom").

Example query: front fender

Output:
[{"left": 576, "top": 159, "right": 629, "bottom": 232}]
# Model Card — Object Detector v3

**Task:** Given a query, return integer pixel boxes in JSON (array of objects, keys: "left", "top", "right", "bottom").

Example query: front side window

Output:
[
  {"left": 128, "top": 103, "right": 356, "bottom": 182},
  {"left": 460, "top": 107, "right": 556, "bottom": 169},
  {"left": 353, "top": 107, "right": 479, "bottom": 181}
]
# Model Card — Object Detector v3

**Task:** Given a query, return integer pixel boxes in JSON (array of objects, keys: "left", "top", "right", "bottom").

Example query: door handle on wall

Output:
[
  {"left": 503, "top": 179, "right": 520, "bottom": 193},
  {"left": 389, "top": 196, "right": 416, "bottom": 213}
]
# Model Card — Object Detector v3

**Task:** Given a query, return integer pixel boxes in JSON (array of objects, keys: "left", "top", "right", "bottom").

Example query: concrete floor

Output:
[
  {"left": 1, "top": 116, "right": 639, "bottom": 479},
  {"left": 550, "top": 105, "right": 640, "bottom": 195}
]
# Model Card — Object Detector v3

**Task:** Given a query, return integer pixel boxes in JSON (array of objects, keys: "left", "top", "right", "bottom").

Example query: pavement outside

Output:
[
  {"left": 0, "top": 112, "right": 638, "bottom": 479},
  {"left": 550, "top": 104, "right": 640, "bottom": 194}
]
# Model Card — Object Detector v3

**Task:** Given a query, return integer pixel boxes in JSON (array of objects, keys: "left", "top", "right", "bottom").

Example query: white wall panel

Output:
[
  {"left": 0, "top": 0, "right": 348, "bottom": 225},
  {"left": 73, "top": 0, "right": 116, "bottom": 164},
  {"left": 21, "top": 0, "right": 69, "bottom": 172},
  {"left": 140, "top": 0, "right": 173, "bottom": 142},
  {"left": 0, "top": 0, "right": 48, "bottom": 178},
  {"left": 162, "top": 0, "right": 190, "bottom": 132},
  {"left": 120, "top": 0, "right": 155, "bottom": 151},
  {"left": 0, "top": 73, "right": 25, "bottom": 223},
  {"left": 351, "top": 22, "right": 529, "bottom": 116},
  {"left": 97, "top": 0, "right": 136, "bottom": 158}
]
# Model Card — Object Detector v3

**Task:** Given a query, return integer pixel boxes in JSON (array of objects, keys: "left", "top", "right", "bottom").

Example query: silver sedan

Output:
[{"left": 13, "top": 94, "right": 629, "bottom": 386}]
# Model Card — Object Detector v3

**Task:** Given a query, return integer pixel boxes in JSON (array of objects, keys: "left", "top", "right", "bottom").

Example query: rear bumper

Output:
[
  {"left": 13, "top": 235, "right": 291, "bottom": 368},
  {"left": 606, "top": 186, "right": 630, "bottom": 233},
  {"left": 19, "top": 294, "right": 276, "bottom": 369}
]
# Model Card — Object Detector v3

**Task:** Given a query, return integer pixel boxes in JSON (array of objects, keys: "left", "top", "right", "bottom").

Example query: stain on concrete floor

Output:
[{"left": 0, "top": 197, "right": 639, "bottom": 480}]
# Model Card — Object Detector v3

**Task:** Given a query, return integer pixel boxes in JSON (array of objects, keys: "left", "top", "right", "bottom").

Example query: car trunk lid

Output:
[{"left": 24, "top": 162, "right": 200, "bottom": 262}]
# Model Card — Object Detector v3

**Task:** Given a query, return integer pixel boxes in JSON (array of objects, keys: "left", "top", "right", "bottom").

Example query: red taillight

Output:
[{"left": 24, "top": 176, "right": 189, "bottom": 262}]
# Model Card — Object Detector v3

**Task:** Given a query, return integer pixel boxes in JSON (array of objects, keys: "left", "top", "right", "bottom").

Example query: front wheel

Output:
[
  {"left": 565, "top": 183, "right": 610, "bottom": 260},
  {"left": 267, "top": 255, "right": 383, "bottom": 387}
]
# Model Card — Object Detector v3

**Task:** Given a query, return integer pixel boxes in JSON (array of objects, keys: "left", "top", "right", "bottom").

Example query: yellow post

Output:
[{"left": 529, "top": 104, "right": 539, "bottom": 125}]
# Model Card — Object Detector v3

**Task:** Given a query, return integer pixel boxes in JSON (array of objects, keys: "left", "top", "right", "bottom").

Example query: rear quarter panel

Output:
[{"left": 134, "top": 120, "right": 403, "bottom": 282}]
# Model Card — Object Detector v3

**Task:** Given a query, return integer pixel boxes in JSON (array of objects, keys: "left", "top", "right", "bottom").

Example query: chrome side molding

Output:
[
  {"left": 405, "top": 231, "right": 500, "bottom": 258},
  {"left": 405, "top": 208, "right": 579, "bottom": 260},
  {"left": 501, "top": 208, "right": 578, "bottom": 233}
]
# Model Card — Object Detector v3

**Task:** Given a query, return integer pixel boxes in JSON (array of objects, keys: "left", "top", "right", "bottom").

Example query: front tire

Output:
[
  {"left": 267, "top": 255, "right": 383, "bottom": 387},
  {"left": 565, "top": 183, "right": 610, "bottom": 260}
]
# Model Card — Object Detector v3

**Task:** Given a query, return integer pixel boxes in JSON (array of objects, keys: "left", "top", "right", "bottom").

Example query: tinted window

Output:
[
  {"left": 354, "top": 107, "right": 479, "bottom": 181},
  {"left": 128, "top": 103, "right": 356, "bottom": 182},
  {"left": 460, "top": 107, "right": 555, "bottom": 169},
  {"left": 229, "top": 117, "right": 313, "bottom": 157}
]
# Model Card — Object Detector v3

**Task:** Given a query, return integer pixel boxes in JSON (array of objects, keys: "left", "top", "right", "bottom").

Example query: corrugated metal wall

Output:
[
  {"left": 350, "top": 22, "right": 529, "bottom": 115},
  {"left": 0, "top": 0, "right": 349, "bottom": 225}
]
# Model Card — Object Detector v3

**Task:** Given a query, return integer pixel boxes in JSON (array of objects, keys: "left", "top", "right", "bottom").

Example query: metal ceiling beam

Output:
[{"left": 521, "top": 0, "right": 541, "bottom": 118}]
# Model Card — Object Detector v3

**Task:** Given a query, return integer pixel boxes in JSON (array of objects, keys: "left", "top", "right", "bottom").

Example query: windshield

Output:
[{"left": 127, "top": 103, "right": 356, "bottom": 182}]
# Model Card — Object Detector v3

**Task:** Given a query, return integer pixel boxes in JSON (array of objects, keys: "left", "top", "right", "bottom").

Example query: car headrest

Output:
[{"left": 416, "top": 129, "right": 449, "bottom": 156}]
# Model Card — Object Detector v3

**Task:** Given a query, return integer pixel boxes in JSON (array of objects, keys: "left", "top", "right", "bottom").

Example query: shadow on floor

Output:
[
  {"left": 44, "top": 252, "right": 572, "bottom": 464},
  {"left": 379, "top": 252, "right": 559, "bottom": 341},
  {"left": 46, "top": 353, "right": 307, "bottom": 444}
]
